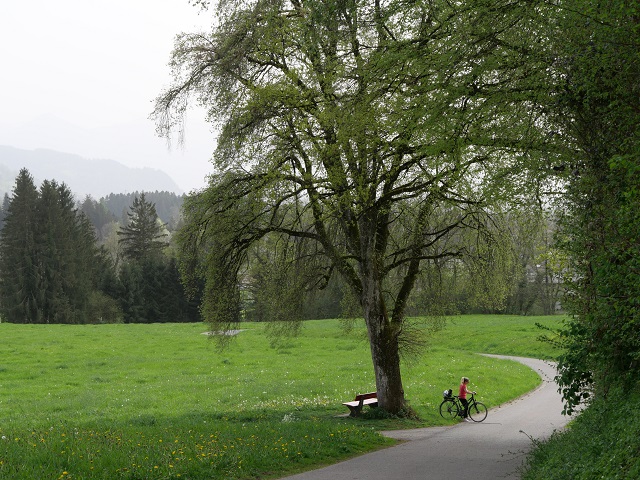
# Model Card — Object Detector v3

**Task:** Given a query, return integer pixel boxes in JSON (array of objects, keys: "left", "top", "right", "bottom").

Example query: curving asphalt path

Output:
[{"left": 280, "top": 355, "right": 570, "bottom": 480}]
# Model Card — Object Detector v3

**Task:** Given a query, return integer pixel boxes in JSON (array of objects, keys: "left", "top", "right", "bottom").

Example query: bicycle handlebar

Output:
[{"left": 451, "top": 392, "right": 478, "bottom": 399}]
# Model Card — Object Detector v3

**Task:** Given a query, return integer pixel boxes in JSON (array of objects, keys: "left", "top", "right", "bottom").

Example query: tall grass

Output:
[
  {"left": 522, "top": 386, "right": 640, "bottom": 479},
  {"left": 0, "top": 315, "right": 563, "bottom": 479}
]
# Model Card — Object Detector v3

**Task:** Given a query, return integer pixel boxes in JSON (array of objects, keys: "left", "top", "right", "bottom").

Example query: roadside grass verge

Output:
[
  {"left": 0, "top": 315, "right": 563, "bottom": 479},
  {"left": 522, "top": 386, "right": 640, "bottom": 479}
]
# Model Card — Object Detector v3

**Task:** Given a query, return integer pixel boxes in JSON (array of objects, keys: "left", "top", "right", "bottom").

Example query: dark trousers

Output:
[{"left": 460, "top": 398, "right": 469, "bottom": 418}]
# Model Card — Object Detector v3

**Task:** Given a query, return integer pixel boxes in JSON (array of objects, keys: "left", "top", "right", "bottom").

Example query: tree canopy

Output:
[
  {"left": 550, "top": 0, "right": 640, "bottom": 414},
  {"left": 155, "top": 0, "right": 559, "bottom": 413}
]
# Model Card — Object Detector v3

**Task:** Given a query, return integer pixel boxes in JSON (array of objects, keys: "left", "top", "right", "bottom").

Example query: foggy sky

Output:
[{"left": 0, "top": 0, "right": 216, "bottom": 193}]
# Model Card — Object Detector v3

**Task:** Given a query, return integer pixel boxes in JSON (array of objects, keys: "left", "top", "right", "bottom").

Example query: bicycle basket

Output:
[{"left": 443, "top": 389, "right": 452, "bottom": 398}]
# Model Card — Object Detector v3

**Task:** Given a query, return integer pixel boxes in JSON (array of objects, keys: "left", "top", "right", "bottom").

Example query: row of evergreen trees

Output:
[{"left": 0, "top": 169, "right": 200, "bottom": 324}]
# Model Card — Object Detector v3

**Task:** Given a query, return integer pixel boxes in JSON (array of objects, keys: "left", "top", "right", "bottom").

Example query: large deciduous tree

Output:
[
  {"left": 550, "top": 0, "right": 640, "bottom": 414},
  {"left": 155, "top": 0, "right": 555, "bottom": 413}
]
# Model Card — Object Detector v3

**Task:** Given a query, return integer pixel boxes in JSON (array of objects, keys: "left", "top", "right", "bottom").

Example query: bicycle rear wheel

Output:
[
  {"left": 439, "top": 399, "right": 459, "bottom": 419},
  {"left": 468, "top": 402, "right": 488, "bottom": 422}
]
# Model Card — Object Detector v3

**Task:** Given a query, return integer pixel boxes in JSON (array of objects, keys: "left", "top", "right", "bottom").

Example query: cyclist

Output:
[{"left": 459, "top": 376, "right": 476, "bottom": 422}]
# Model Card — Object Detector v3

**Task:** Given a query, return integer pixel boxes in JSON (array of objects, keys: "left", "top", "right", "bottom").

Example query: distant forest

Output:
[
  {"left": 78, "top": 191, "right": 185, "bottom": 236},
  {"left": 0, "top": 170, "right": 199, "bottom": 324},
  {"left": 0, "top": 171, "right": 563, "bottom": 325}
]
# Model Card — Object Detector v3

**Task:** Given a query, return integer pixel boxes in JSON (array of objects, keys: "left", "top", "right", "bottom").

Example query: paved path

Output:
[{"left": 280, "top": 355, "right": 569, "bottom": 480}]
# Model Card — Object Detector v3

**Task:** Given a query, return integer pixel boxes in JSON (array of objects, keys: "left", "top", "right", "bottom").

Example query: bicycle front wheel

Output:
[
  {"left": 439, "top": 400, "right": 459, "bottom": 419},
  {"left": 468, "top": 402, "right": 488, "bottom": 422}
]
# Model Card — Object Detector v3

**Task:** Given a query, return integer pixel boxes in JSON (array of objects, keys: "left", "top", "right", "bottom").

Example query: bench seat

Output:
[{"left": 342, "top": 392, "right": 378, "bottom": 416}]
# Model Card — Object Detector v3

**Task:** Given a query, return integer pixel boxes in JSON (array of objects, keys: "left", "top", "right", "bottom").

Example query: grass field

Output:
[{"left": 0, "top": 315, "right": 563, "bottom": 479}]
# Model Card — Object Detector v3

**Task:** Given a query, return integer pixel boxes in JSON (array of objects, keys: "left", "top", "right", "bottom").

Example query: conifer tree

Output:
[
  {"left": 34, "top": 180, "right": 99, "bottom": 323},
  {"left": 117, "top": 193, "right": 167, "bottom": 261},
  {"left": 0, "top": 194, "right": 10, "bottom": 231},
  {"left": 0, "top": 169, "right": 40, "bottom": 323},
  {"left": 0, "top": 172, "right": 109, "bottom": 323}
]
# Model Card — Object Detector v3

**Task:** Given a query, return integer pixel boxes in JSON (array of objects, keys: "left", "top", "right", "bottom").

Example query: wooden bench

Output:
[{"left": 342, "top": 392, "right": 378, "bottom": 417}]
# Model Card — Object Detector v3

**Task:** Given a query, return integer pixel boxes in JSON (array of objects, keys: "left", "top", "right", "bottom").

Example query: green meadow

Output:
[{"left": 0, "top": 315, "right": 563, "bottom": 479}]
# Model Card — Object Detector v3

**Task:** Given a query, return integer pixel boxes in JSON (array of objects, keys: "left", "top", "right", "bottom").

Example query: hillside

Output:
[{"left": 0, "top": 145, "right": 182, "bottom": 199}]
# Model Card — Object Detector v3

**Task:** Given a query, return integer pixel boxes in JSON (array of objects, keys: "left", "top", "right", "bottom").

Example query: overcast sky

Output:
[{"left": 0, "top": 0, "right": 216, "bottom": 193}]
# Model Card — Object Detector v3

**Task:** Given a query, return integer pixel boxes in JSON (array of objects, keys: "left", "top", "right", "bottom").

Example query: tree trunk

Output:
[
  {"left": 360, "top": 264, "right": 406, "bottom": 414},
  {"left": 362, "top": 295, "right": 405, "bottom": 413}
]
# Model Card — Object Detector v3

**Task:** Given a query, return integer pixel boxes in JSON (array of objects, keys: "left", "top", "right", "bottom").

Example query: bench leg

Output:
[{"left": 348, "top": 400, "right": 365, "bottom": 417}]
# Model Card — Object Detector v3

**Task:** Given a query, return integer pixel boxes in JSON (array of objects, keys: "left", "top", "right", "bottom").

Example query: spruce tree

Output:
[
  {"left": 0, "top": 169, "right": 40, "bottom": 323},
  {"left": 0, "top": 171, "right": 109, "bottom": 323},
  {"left": 0, "top": 194, "right": 10, "bottom": 231},
  {"left": 35, "top": 180, "right": 98, "bottom": 323},
  {"left": 117, "top": 193, "right": 167, "bottom": 261}
]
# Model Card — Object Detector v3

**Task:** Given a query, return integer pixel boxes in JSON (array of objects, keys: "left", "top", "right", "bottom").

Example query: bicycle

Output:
[{"left": 439, "top": 390, "right": 488, "bottom": 422}]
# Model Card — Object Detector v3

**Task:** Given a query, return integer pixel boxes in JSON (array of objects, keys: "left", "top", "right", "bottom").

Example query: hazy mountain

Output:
[
  {"left": 0, "top": 114, "right": 212, "bottom": 194},
  {"left": 0, "top": 145, "right": 182, "bottom": 199}
]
